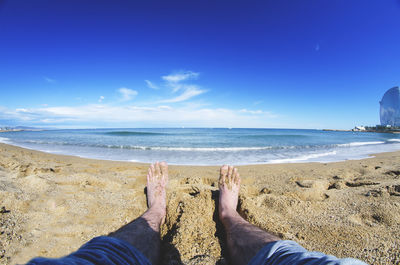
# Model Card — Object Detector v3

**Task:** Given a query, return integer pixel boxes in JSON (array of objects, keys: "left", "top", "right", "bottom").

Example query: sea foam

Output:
[
  {"left": 0, "top": 137, "right": 10, "bottom": 143},
  {"left": 267, "top": 151, "right": 337, "bottom": 164},
  {"left": 337, "top": 141, "right": 385, "bottom": 147}
]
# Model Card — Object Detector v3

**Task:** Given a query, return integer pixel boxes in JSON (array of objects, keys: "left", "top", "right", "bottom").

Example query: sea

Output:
[{"left": 1, "top": 128, "right": 400, "bottom": 165}]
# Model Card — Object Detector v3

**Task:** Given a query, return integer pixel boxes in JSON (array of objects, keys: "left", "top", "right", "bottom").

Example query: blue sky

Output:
[{"left": 0, "top": 0, "right": 399, "bottom": 129}]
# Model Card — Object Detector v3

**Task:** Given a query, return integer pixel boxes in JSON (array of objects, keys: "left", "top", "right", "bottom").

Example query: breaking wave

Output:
[
  {"left": 337, "top": 141, "right": 385, "bottom": 147},
  {"left": 104, "top": 131, "right": 166, "bottom": 136},
  {"left": 267, "top": 151, "right": 337, "bottom": 164},
  {"left": 0, "top": 137, "right": 10, "bottom": 143}
]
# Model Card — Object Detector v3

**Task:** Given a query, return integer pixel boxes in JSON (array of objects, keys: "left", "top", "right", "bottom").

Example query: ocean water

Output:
[{"left": 1, "top": 128, "right": 400, "bottom": 165}]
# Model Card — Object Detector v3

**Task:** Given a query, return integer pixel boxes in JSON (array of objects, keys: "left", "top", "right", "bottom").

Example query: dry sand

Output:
[{"left": 0, "top": 143, "right": 399, "bottom": 264}]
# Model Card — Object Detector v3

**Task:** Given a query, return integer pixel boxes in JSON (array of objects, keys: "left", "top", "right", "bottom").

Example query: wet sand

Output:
[{"left": 0, "top": 143, "right": 399, "bottom": 264}]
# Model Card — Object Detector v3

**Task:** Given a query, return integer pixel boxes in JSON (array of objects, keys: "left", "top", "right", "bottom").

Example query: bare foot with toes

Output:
[
  {"left": 218, "top": 165, "right": 241, "bottom": 221},
  {"left": 146, "top": 161, "right": 168, "bottom": 223}
]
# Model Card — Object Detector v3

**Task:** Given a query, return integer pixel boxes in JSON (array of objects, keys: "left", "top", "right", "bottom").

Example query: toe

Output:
[
  {"left": 147, "top": 168, "right": 151, "bottom": 182},
  {"left": 220, "top": 165, "right": 228, "bottom": 176},
  {"left": 233, "top": 168, "right": 240, "bottom": 185},
  {"left": 228, "top": 166, "right": 233, "bottom": 180},
  {"left": 160, "top": 161, "right": 168, "bottom": 175},
  {"left": 149, "top": 164, "right": 155, "bottom": 180},
  {"left": 155, "top": 161, "right": 161, "bottom": 177},
  {"left": 160, "top": 161, "right": 168, "bottom": 184},
  {"left": 219, "top": 165, "right": 228, "bottom": 186}
]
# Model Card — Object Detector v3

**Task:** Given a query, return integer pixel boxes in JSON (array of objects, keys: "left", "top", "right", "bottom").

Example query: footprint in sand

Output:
[
  {"left": 364, "top": 184, "right": 400, "bottom": 197},
  {"left": 385, "top": 170, "right": 400, "bottom": 179},
  {"left": 345, "top": 180, "right": 380, "bottom": 187},
  {"left": 386, "top": 185, "right": 400, "bottom": 196},
  {"left": 294, "top": 179, "right": 330, "bottom": 201}
]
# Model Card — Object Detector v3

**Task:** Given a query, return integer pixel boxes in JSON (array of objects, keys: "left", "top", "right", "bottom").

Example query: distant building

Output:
[
  {"left": 352, "top": 126, "right": 366, "bottom": 131},
  {"left": 380, "top": 86, "right": 400, "bottom": 126}
]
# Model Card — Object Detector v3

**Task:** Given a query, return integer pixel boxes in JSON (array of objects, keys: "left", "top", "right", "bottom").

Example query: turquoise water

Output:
[{"left": 1, "top": 128, "right": 400, "bottom": 165}]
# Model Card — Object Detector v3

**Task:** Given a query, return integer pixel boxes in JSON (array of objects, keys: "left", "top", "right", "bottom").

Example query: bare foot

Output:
[
  {"left": 219, "top": 165, "right": 241, "bottom": 221},
  {"left": 146, "top": 161, "right": 168, "bottom": 222}
]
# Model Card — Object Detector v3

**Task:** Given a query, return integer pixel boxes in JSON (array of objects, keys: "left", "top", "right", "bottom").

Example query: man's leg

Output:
[
  {"left": 109, "top": 161, "right": 168, "bottom": 265},
  {"left": 218, "top": 165, "right": 280, "bottom": 265},
  {"left": 218, "top": 166, "right": 368, "bottom": 265},
  {"left": 27, "top": 162, "right": 168, "bottom": 265}
]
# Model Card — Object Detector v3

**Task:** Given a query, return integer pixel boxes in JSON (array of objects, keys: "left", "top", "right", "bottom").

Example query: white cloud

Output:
[
  {"left": 160, "top": 85, "right": 206, "bottom": 103},
  {"left": 98, "top": 96, "right": 105, "bottom": 103},
  {"left": 239, "top": 109, "right": 277, "bottom": 118},
  {"left": 145, "top": 80, "right": 158, "bottom": 89},
  {"left": 118, "top": 88, "right": 138, "bottom": 101},
  {"left": 162, "top": 71, "right": 199, "bottom": 84},
  {"left": 315, "top": 43, "right": 320, "bottom": 51},
  {"left": 0, "top": 104, "right": 278, "bottom": 128},
  {"left": 170, "top": 84, "right": 183, "bottom": 93},
  {"left": 44, "top": 77, "right": 56, "bottom": 83},
  {"left": 158, "top": 70, "right": 205, "bottom": 101},
  {"left": 157, "top": 105, "right": 173, "bottom": 110},
  {"left": 239, "top": 109, "right": 263, "bottom": 115}
]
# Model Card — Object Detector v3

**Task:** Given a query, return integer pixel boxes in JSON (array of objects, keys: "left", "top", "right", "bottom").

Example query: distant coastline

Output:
[
  {"left": 2, "top": 127, "right": 400, "bottom": 134},
  {"left": 323, "top": 127, "right": 400, "bottom": 134},
  {"left": 322, "top": 129, "right": 352, "bottom": 132},
  {"left": 0, "top": 129, "right": 44, "bottom": 133},
  {"left": 0, "top": 129, "right": 24, "bottom": 133}
]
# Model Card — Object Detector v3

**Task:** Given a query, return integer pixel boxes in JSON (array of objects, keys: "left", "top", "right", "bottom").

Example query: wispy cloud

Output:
[
  {"left": 158, "top": 70, "right": 206, "bottom": 102},
  {"left": 145, "top": 80, "right": 158, "bottom": 89},
  {"left": 160, "top": 85, "right": 206, "bottom": 103},
  {"left": 98, "top": 96, "right": 105, "bottom": 103},
  {"left": 118, "top": 88, "right": 138, "bottom": 101},
  {"left": 239, "top": 108, "right": 277, "bottom": 117},
  {"left": 44, "top": 76, "right": 56, "bottom": 83},
  {"left": 315, "top": 43, "right": 320, "bottom": 52},
  {"left": 162, "top": 71, "right": 199, "bottom": 84},
  {"left": 0, "top": 104, "right": 278, "bottom": 128}
]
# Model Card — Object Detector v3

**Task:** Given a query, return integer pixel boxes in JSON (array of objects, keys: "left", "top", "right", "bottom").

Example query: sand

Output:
[{"left": 0, "top": 143, "right": 399, "bottom": 265}]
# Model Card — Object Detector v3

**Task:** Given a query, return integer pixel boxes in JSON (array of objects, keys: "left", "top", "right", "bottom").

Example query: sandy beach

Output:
[{"left": 0, "top": 143, "right": 399, "bottom": 264}]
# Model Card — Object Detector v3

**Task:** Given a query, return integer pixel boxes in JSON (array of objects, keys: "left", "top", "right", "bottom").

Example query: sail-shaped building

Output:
[{"left": 380, "top": 86, "right": 400, "bottom": 126}]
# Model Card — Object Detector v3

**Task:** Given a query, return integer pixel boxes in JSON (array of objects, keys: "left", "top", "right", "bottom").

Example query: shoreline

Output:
[
  {"left": 0, "top": 141, "right": 397, "bottom": 169},
  {"left": 0, "top": 143, "right": 399, "bottom": 264},
  {"left": 0, "top": 140, "right": 399, "bottom": 166},
  {"left": 2, "top": 128, "right": 400, "bottom": 166}
]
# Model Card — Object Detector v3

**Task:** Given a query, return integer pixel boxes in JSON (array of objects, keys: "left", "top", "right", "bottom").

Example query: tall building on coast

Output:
[{"left": 380, "top": 86, "right": 400, "bottom": 126}]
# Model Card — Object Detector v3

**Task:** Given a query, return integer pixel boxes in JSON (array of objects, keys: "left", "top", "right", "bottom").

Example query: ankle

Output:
[
  {"left": 149, "top": 204, "right": 166, "bottom": 216},
  {"left": 219, "top": 207, "right": 239, "bottom": 222},
  {"left": 142, "top": 208, "right": 166, "bottom": 230}
]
